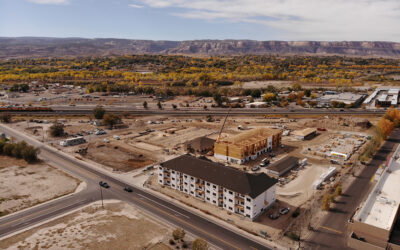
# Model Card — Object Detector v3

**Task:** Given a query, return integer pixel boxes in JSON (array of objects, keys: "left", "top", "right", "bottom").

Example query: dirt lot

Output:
[
  {"left": 0, "top": 201, "right": 172, "bottom": 250},
  {"left": 0, "top": 156, "right": 80, "bottom": 216},
  {"left": 85, "top": 141, "right": 156, "bottom": 172}
]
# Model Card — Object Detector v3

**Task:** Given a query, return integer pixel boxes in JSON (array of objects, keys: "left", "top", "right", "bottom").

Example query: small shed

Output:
[
  {"left": 266, "top": 156, "right": 300, "bottom": 177},
  {"left": 292, "top": 128, "right": 317, "bottom": 140}
]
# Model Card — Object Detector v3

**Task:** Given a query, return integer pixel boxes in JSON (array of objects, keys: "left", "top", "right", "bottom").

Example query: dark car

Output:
[
  {"left": 279, "top": 207, "right": 290, "bottom": 215},
  {"left": 269, "top": 152, "right": 275, "bottom": 157},
  {"left": 99, "top": 181, "right": 110, "bottom": 188},
  {"left": 124, "top": 187, "right": 133, "bottom": 192},
  {"left": 269, "top": 213, "right": 280, "bottom": 220}
]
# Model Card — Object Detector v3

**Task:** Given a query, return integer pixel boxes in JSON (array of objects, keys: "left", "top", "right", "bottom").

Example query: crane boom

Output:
[{"left": 216, "top": 107, "right": 231, "bottom": 142}]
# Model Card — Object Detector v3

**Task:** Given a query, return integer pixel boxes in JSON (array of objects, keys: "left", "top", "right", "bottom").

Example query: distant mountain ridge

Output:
[{"left": 1, "top": 37, "right": 400, "bottom": 59}]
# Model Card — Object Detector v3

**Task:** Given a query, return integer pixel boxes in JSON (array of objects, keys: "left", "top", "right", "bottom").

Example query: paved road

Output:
[
  {"left": 307, "top": 129, "right": 400, "bottom": 249},
  {"left": 2, "top": 105, "right": 385, "bottom": 116},
  {"left": 0, "top": 125, "right": 271, "bottom": 250}
]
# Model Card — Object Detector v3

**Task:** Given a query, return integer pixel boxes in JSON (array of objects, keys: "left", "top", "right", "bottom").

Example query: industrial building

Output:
[
  {"left": 316, "top": 92, "right": 365, "bottom": 107},
  {"left": 214, "top": 127, "right": 282, "bottom": 164},
  {"left": 266, "top": 156, "right": 300, "bottom": 177},
  {"left": 363, "top": 87, "right": 400, "bottom": 108},
  {"left": 292, "top": 128, "right": 317, "bottom": 140},
  {"left": 157, "top": 154, "right": 278, "bottom": 220},
  {"left": 349, "top": 145, "right": 400, "bottom": 249},
  {"left": 185, "top": 137, "right": 215, "bottom": 154}
]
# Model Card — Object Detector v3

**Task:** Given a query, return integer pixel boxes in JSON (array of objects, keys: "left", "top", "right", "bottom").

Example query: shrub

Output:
[
  {"left": 192, "top": 238, "right": 208, "bottom": 250},
  {"left": 93, "top": 106, "right": 106, "bottom": 119},
  {"left": 49, "top": 123, "right": 65, "bottom": 137},
  {"left": 0, "top": 113, "right": 12, "bottom": 123},
  {"left": 172, "top": 228, "right": 186, "bottom": 241}
]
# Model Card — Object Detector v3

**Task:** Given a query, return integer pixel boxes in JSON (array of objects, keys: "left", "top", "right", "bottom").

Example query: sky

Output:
[{"left": 0, "top": 0, "right": 400, "bottom": 41}]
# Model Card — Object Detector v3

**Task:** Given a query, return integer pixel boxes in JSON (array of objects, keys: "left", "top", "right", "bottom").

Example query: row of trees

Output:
[
  {"left": 170, "top": 228, "right": 208, "bottom": 249},
  {"left": 0, "top": 140, "right": 40, "bottom": 163}
]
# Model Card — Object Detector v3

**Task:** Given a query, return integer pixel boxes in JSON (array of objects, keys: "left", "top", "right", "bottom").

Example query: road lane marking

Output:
[
  {"left": 132, "top": 195, "right": 241, "bottom": 250},
  {"left": 137, "top": 194, "right": 190, "bottom": 219},
  {"left": 320, "top": 226, "right": 343, "bottom": 235}
]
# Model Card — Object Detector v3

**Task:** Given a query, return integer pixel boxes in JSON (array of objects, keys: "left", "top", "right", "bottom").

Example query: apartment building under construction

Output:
[{"left": 214, "top": 127, "right": 282, "bottom": 164}]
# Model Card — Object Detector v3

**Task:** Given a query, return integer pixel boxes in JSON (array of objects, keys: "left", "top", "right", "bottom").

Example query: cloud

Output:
[
  {"left": 129, "top": 3, "right": 144, "bottom": 8},
  {"left": 138, "top": 0, "right": 400, "bottom": 41},
  {"left": 28, "top": 0, "right": 68, "bottom": 4}
]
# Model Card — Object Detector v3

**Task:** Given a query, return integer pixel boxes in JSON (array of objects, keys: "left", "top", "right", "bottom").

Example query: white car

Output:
[
  {"left": 103, "top": 138, "right": 110, "bottom": 143},
  {"left": 113, "top": 135, "right": 120, "bottom": 140}
]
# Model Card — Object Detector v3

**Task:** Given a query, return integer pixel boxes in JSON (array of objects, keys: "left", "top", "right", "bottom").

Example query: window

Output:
[
  {"left": 184, "top": 182, "right": 188, "bottom": 185},
  {"left": 190, "top": 184, "right": 194, "bottom": 187},
  {"left": 172, "top": 177, "right": 175, "bottom": 180},
  {"left": 190, "top": 191, "right": 194, "bottom": 194},
  {"left": 172, "top": 184, "right": 175, "bottom": 187},
  {"left": 184, "top": 189, "right": 188, "bottom": 192},
  {"left": 207, "top": 197, "right": 210, "bottom": 201},
  {"left": 224, "top": 204, "right": 226, "bottom": 208},
  {"left": 213, "top": 200, "right": 216, "bottom": 203},
  {"left": 229, "top": 207, "right": 232, "bottom": 210},
  {"left": 213, "top": 193, "right": 216, "bottom": 196},
  {"left": 159, "top": 167, "right": 162, "bottom": 170},
  {"left": 159, "top": 180, "right": 162, "bottom": 183},
  {"left": 206, "top": 183, "right": 210, "bottom": 186},
  {"left": 191, "top": 177, "right": 194, "bottom": 180},
  {"left": 206, "top": 190, "right": 210, "bottom": 194},
  {"left": 172, "top": 170, "right": 175, "bottom": 174},
  {"left": 246, "top": 198, "right": 251, "bottom": 202},
  {"left": 159, "top": 173, "right": 162, "bottom": 176},
  {"left": 229, "top": 191, "right": 233, "bottom": 195},
  {"left": 213, "top": 185, "right": 217, "bottom": 189},
  {"left": 229, "top": 199, "right": 233, "bottom": 202},
  {"left": 246, "top": 206, "right": 251, "bottom": 210},
  {"left": 246, "top": 214, "right": 250, "bottom": 218}
]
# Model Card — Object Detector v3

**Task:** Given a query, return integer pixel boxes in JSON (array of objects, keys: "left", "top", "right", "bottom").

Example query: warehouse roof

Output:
[
  {"left": 160, "top": 154, "right": 277, "bottom": 198},
  {"left": 292, "top": 128, "right": 316, "bottom": 137},
  {"left": 267, "top": 156, "right": 299, "bottom": 174}
]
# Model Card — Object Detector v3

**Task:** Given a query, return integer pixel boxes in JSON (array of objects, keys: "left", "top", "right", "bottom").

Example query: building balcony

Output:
[{"left": 235, "top": 196, "right": 244, "bottom": 202}]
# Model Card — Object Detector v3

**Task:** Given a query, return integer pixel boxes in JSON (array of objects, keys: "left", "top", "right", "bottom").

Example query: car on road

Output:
[
  {"left": 269, "top": 213, "right": 280, "bottom": 220},
  {"left": 269, "top": 152, "right": 275, "bottom": 157},
  {"left": 99, "top": 181, "right": 110, "bottom": 188},
  {"left": 279, "top": 207, "right": 290, "bottom": 215},
  {"left": 124, "top": 187, "right": 133, "bottom": 192},
  {"left": 251, "top": 166, "right": 260, "bottom": 172},
  {"left": 259, "top": 162, "right": 266, "bottom": 167}
]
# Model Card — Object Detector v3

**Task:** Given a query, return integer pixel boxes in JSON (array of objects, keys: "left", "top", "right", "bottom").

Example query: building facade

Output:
[
  {"left": 214, "top": 127, "right": 282, "bottom": 164},
  {"left": 157, "top": 155, "right": 277, "bottom": 220}
]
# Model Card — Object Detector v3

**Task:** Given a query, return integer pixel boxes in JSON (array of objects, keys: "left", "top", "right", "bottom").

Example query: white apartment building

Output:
[{"left": 157, "top": 154, "right": 277, "bottom": 220}]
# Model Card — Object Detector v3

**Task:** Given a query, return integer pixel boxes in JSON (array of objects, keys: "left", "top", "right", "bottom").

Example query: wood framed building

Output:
[{"left": 214, "top": 127, "right": 282, "bottom": 164}]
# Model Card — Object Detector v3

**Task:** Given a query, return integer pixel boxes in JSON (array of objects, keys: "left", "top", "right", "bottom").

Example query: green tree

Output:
[
  {"left": 93, "top": 106, "right": 106, "bottom": 120},
  {"left": 49, "top": 123, "right": 65, "bottom": 137},
  {"left": 192, "top": 238, "right": 208, "bottom": 250},
  {"left": 213, "top": 93, "right": 223, "bottom": 106},
  {"left": 103, "top": 114, "right": 121, "bottom": 128}
]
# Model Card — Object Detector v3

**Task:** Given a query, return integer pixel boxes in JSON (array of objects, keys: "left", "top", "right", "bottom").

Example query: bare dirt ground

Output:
[
  {"left": 0, "top": 156, "right": 80, "bottom": 216},
  {"left": 85, "top": 141, "right": 156, "bottom": 172},
  {"left": 0, "top": 201, "right": 172, "bottom": 250}
]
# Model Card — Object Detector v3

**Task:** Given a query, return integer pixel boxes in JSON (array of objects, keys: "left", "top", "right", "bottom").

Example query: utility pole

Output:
[{"left": 99, "top": 185, "right": 104, "bottom": 209}]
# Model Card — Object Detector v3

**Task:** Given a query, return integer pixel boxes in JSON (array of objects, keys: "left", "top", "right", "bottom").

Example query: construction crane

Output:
[{"left": 216, "top": 107, "right": 231, "bottom": 143}]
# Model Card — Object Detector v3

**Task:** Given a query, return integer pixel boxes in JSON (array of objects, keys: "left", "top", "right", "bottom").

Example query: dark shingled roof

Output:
[
  {"left": 160, "top": 154, "right": 277, "bottom": 198},
  {"left": 267, "top": 156, "right": 299, "bottom": 174}
]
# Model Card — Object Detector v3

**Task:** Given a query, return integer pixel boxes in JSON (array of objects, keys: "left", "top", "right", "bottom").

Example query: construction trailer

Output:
[{"left": 214, "top": 127, "right": 282, "bottom": 164}]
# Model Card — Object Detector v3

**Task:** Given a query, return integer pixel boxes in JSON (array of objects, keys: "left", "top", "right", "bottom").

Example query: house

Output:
[
  {"left": 157, "top": 155, "right": 278, "bottom": 220},
  {"left": 266, "top": 156, "right": 299, "bottom": 177},
  {"left": 185, "top": 137, "right": 215, "bottom": 154}
]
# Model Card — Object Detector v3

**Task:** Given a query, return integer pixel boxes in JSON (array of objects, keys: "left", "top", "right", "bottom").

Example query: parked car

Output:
[
  {"left": 251, "top": 166, "right": 260, "bottom": 172},
  {"left": 76, "top": 132, "right": 83, "bottom": 136},
  {"left": 99, "top": 181, "right": 110, "bottom": 188},
  {"left": 124, "top": 187, "right": 133, "bottom": 192},
  {"left": 113, "top": 135, "right": 120, "bottom": 140},
  {"left": 259, "top": 162, "right": 266, "bottom": 167},
  {"left": 263, "top": 159, "right": 270, "bottom": 165},
  {"left": 269, "top": 213, "right": 280, "bottom": 220},
  {"left": 103, "top": 138, "right": 110, "bottom": 143},
  {"left": 279, "top": 207, "right": 290, "bottom": 215},
  {"left": 269, "top": 152, "right": 275, "bottom": 157}
]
